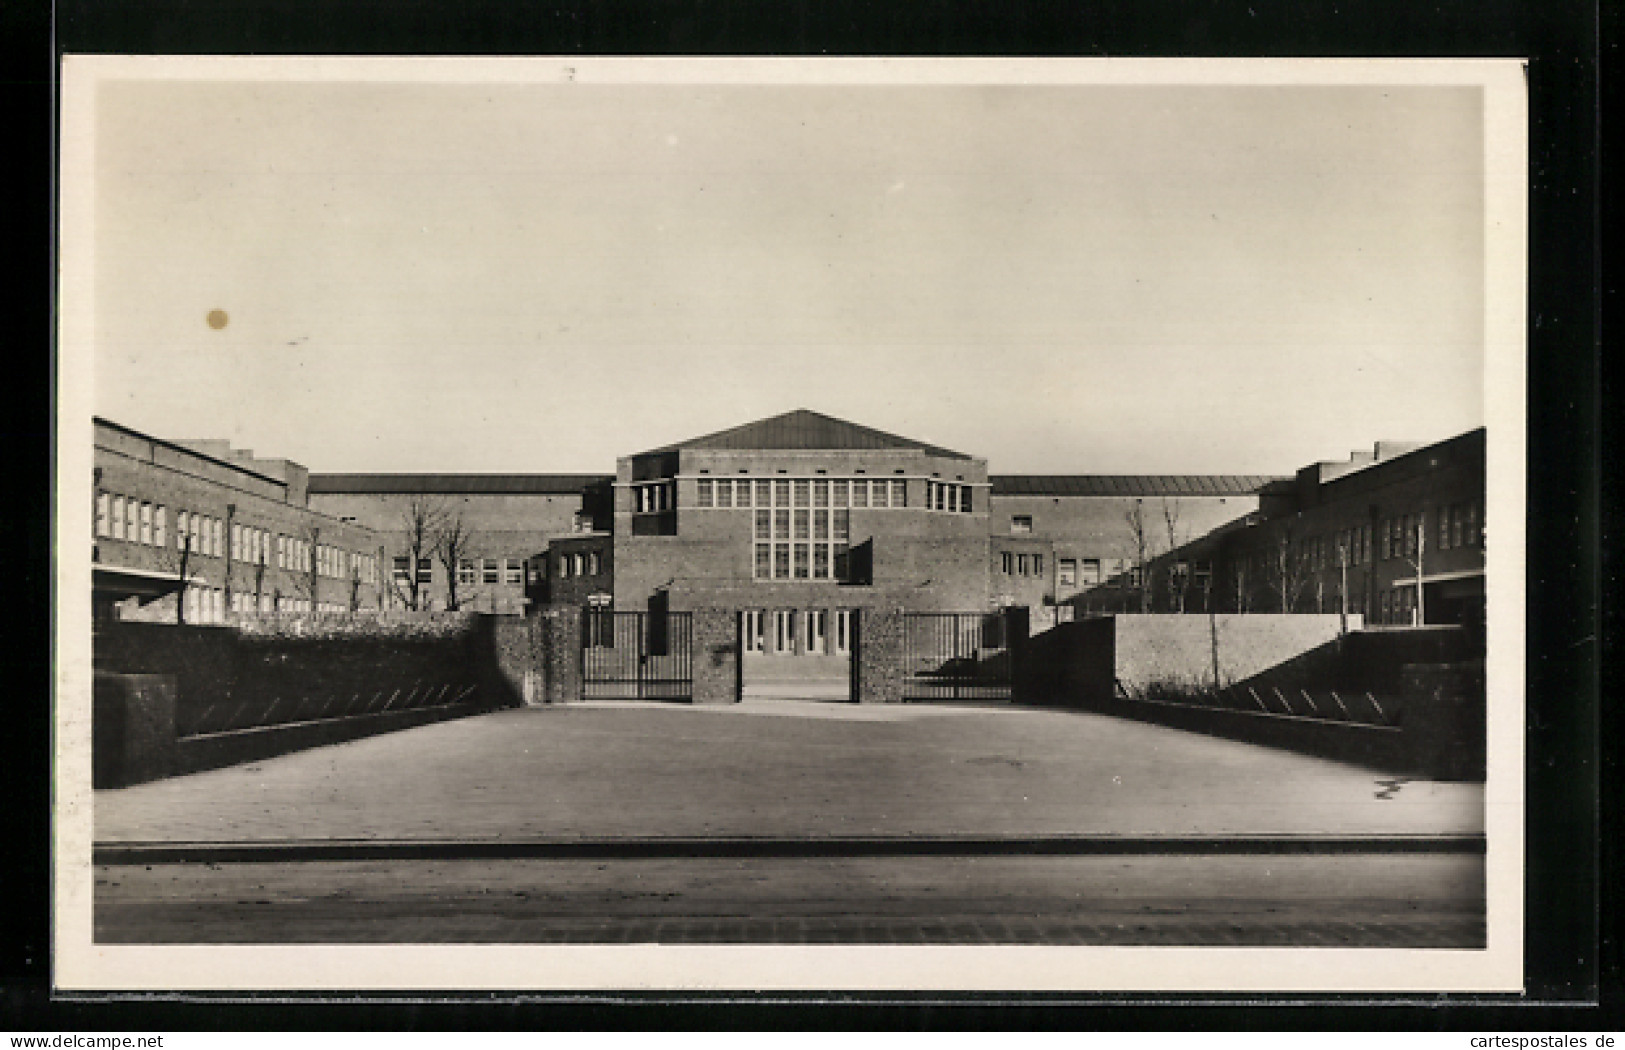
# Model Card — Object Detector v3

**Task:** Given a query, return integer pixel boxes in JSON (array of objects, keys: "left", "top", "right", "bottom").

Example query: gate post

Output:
[
  {"left": 690, "top": 608, "right": 739, "bottom": 705},
  {"left": 1005, "top": 605, "right": 1032, "bottom": 703},
  {"left": 541, "top": 608, "right": 582, "bottom": 705},
  {"left": 856, "top": 607, "right": 906, "bottom": 704}
]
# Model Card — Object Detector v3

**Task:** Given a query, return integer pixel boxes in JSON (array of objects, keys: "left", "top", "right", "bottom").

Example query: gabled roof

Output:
[
  {"left": 989, "top": 475, "right": 1279, "bottom": 497},
  {"left": 642, "top": 409, "right": 970, "bottom": 460},
  {"left": 308, "top": 474, "right": 613, "bottom": 495}
]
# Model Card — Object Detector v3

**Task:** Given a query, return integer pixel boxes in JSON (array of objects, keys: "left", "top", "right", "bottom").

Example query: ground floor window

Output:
[
  {"left": 835, "top": 610, "right": 852, "bottom": 654},
  {"left": 806, "top": 610, "right": 827, "bottom": 654},
  {"left": 742, "top": 610, "right": 766, "bottom": 653},
  {"left": 773, "top": 610, "right": 797, "bottom": 654}
]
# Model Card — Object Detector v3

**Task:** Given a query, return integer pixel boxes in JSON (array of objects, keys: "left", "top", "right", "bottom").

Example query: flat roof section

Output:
[
  {"left": 307, "top": 474, "right": 613, "bottom": 495},
  {"left": 989, "top": 475, "right": 1279, "bottom": 497}
]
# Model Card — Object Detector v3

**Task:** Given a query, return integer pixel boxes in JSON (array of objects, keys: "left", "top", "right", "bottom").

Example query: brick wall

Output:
[
  {"left": 856, "top": 608, "right": 906, "bottom": 704},
  {"left": 691, "top": 609, "right": 740, "bottom": 704}
]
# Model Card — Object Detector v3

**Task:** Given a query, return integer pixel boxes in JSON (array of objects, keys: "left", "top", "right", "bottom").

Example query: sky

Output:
[{"left": 86, "top": 66, "right": 1490, "bottom": 476}]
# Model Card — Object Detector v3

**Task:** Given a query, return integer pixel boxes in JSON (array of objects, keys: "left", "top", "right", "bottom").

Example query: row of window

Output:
[
  {"left": 633, "top": 481, "right": 676, "bottom": 514},
  {"left": 740, "top": 608, "right": 853, "bottom": 655},
  {"left": 97, "top": 492, "right": 377, "bottom": 582},
  {"left": 688, "top": 477, "right": 913, "bottom": 510},
  {"left": 554, "top": 551, "right": 603, "bottom": 579},
  {"left": 176, "top": 586, "right": 355, "bottom": 622},
  {"left": 96, "top": 493, "right": 225, "bottom": 557},
  {"left": 999, "top": 552, "right": 1045, "bottom": 577},
  {"left": 923, "top": 480, "right": 975, "bottom": 514},
  {"left": 392, "top": 556, "right": 526, "bottom": 586}
]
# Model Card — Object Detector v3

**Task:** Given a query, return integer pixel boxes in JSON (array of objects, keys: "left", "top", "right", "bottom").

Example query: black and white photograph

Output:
[{"left": 55, "top": 56, "right": 1527, "bottom": 992}]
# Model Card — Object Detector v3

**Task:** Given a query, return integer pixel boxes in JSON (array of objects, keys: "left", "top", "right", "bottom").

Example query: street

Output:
[{"left": 93, "top": 702, "right": 1485, "bottom": 945}]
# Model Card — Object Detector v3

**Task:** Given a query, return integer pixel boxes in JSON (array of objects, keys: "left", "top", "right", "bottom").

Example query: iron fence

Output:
[
  {"left": 582, "top": 609, "right": 693, "bottom": 701},
  {"left": 902, "top": 612, "right": 1015, "bottom": 701}
]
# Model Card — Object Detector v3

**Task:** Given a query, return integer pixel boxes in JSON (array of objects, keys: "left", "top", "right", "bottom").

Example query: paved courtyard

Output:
[{"left": 95, "top": 702, "right": 1483, "bottom": 843}]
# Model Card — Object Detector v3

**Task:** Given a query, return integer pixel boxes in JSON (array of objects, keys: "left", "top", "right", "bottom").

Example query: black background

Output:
[{"left": 8, "top": 0, "right": 1609, "bottom": 1030}]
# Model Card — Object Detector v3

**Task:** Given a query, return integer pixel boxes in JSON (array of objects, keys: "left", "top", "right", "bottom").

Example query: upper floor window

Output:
[
  {"left": 458, "top": 559, "right": 476, "bottom": 585},
  {"left": 505, "top": 558, "right": 524, "bottom": 585},
  {"left": 1010, "top": 515, "right": 1033, "bottom": 534},
  {"left": 1058, "top": 559, "right": 1077, "bottom": 587},
  {"left": 482, "top": 558, "right": 500, "bottom": 584}
]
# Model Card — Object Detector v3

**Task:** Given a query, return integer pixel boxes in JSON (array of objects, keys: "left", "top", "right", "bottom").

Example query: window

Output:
[
  {"left": 110, "top": 496, "right": 126, "bottom": 540},
  {"left": 696, "top": 478, "right": 713, "bottom": 507},
  {"left": 835, "top": 609, "right": 852, "bottom": 655},
  {"left": 716, "top": 479, "right": 733, "bottom": 508},
  {"left": 393, "top": 556, "right": 410, "bottom": 584},
  {"left": 742, "top": 610, "right": 766, "bottom": 653},
  {"left": 806, "top": 609, "right": 827, "bottom": 654},
  {"left": 481, "top": 558, "right": 499, "bottom": 584},
  {"left": 891, "top": 479, "right": 907, "bottom": 507},
  {"left": 754, "top": 544, "right": 770, "bottom": 579},
  {"left": 773, "top": 610, "right": 797, "bottom": 654},
  {"left": 458, "top": 559, "right": 476, "bottom": 585},
  {"left": 126, "top": 500, "right": 139, "bottom": 543},
  {"left": 95, "top": 493, "right": 110, "bottom": 537},
  {"left": 416, "top": 557, "right": 433, "bottom": 584},
  {"left": 154, "top": 506, "right": 166, "bottom": 548},
  {"left": 139, "top": 503, "right": 153, "bottom": 545},
  {"left": 1016, "top": 554, "right": 1030, "bottom": 576},
  {"left": 588, "top": 551, "right": 602, "bottom": 576},
  {"left": 1001, "top": 551, "right": 1014, "bottom": 575},
  {"left": 558, "top": 554, "right": 572, "bottom": 579},
  {"left": 852, "top": 479, "right": 869, "bottom": 508},
  {"left": 1010, "top": 515, "right": 1033, "bottom": 534},
  {"left": 573, "top": 553, "right": 588, "bottom": 577},
  {"left": 1080, "top": 558, "right": 1102, "bottom": 586},
  {"left": 961, "top": 485, "right": 973, "bottom": 513},
  {"left": 1059, "top": 559, "right": 1077, "bottom": 587},
  {"left": 190, "top": 515, "right": 202, "bottom": 556},
  {"left": 506, "top": 558, "right": 524, "bottom": 584}
]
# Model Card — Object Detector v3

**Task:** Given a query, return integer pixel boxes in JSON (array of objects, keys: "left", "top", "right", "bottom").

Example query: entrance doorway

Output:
[{"left": 740, "top": 607, "right": 853, "bottom": 701}]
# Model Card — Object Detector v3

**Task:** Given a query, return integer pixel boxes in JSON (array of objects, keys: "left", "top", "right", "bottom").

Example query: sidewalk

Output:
[{"left": 94, "top": 702, "right": 1484, "bottom": 843}]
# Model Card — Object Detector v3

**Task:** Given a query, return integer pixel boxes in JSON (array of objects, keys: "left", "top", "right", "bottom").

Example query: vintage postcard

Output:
[{"left": 56, "top": 56, "right": 1527, "bottom": 993}]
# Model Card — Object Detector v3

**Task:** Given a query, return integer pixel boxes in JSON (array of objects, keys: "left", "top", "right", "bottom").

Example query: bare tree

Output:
[
  {"left": 1335, "top": 535, "right": 1352, "bottom": 634},
  {"left": 348, "top": 556, "right": 364, "bottom": 613},
  {"left": 1123, "top": 501, "right": 1156, "bottom": 614},
  {"left": 433, "top": 509, "right": 478, "bottom": 612},
  {"left": 154, "top": 518, "right": 203, "bottom": 624},
  {"left": 1231, "top": 558, "right": 1253, "bottom": 614},
  {"left": 283, "top": 524, "right": 323, "bottom": 612},
  {"left": 393, "top": 497, "right": 446, "bottom": 611},
  {"left": 1267, "top": 525, "right": 1312, "bottom": 613},
  {"left": 1397, "top": 512, "right": 1427, "bottom": 626},
  {"left": 1160, "top": 498, "right": 1189, "bottom": 613}
]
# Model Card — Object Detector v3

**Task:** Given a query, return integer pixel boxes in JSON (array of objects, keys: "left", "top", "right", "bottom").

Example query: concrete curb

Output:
[{"left": 94, "top": 833, "right": 1486, "bottom": 864}]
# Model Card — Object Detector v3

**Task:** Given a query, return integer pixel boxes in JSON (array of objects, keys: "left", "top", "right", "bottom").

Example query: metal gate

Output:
[
  {"left": 902, "top": 611, "right": 1015, "bottom": 701},
  {"left": 581, "top": 609, "right": 693, "bottom": 700}
]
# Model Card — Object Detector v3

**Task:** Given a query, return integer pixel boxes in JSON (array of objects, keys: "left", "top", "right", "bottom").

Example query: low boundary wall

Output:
[
  {"left": 1018, "top": 615, "right": 1484, "bottom": 780},
  {"left": 92, "top": 612, "right": 536, "bottom": 786}
]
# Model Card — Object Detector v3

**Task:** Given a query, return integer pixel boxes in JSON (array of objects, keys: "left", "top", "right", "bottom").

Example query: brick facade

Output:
[{"left": 94, "top": 418, "right": 387, "bottom": 623}]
